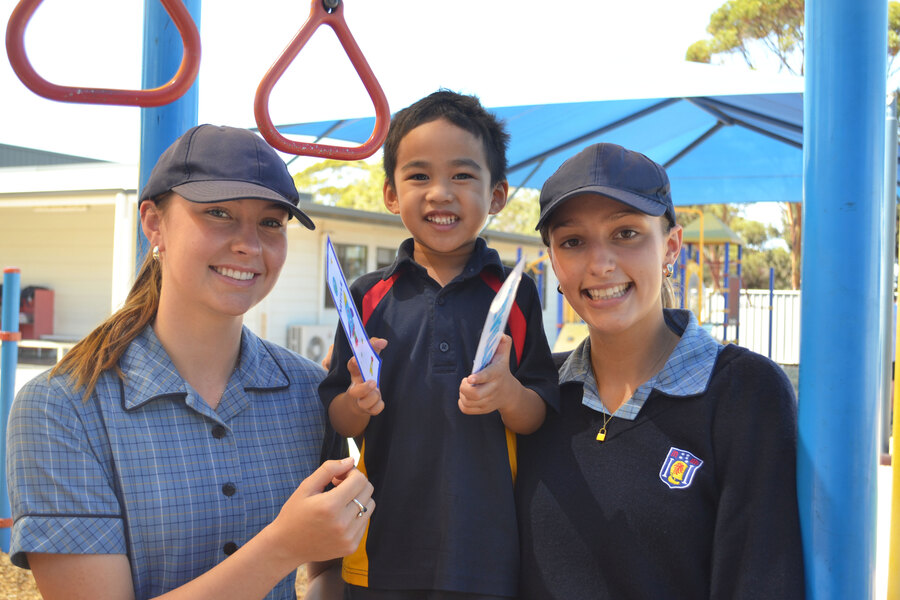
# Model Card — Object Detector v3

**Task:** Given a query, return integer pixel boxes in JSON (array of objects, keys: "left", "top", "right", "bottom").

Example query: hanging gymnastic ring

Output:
[
  {"left": 254, "top": 0, "right": 390, "bottom": 160},
  {"left": 5, "top": 0, "right": 200, "bottom": 107}
]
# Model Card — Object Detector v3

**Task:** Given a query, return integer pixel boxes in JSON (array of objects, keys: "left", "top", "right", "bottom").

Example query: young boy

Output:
[{"left": 319, "top": 90, "right": 559, "bottom": 599}]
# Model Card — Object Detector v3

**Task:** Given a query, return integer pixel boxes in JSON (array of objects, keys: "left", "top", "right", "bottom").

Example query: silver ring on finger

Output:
[{"left": 352, "top": 497, "right": 367, "bottom": 518}]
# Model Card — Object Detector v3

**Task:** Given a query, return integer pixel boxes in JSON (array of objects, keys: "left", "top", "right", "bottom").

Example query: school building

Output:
[{"left": 0, "top": 144, "right": 561, "bottom": 364}]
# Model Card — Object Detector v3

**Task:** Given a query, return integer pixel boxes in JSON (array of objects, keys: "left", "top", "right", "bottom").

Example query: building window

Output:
[
  {"left": 325, "top": 244, "right": 368, "bottom": 308},
  {"left": 376, "top": 247, "right": 396, "bottom": 270}
]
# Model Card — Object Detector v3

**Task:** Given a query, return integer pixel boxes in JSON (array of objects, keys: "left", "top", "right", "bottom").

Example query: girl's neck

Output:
[
  {"left": 153, "top": 297, "right": 243, "bottom": 410},
  {"left": 588, "top": 310, "right": 680, "bottom": 414}
]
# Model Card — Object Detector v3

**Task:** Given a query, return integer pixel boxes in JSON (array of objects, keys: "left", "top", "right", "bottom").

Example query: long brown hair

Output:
[{"left": 51, "top": 199, "right": 166, "bottom": 400}]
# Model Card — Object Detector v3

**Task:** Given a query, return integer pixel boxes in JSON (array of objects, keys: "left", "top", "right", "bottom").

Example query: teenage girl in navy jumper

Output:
[{"left": 516, "top": 143, "right": 805, "bottom": 599}]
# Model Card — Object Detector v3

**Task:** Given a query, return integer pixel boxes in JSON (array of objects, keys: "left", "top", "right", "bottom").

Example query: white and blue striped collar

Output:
[{"left": 558, "top": 309, "right": 722, "bottom": 420}]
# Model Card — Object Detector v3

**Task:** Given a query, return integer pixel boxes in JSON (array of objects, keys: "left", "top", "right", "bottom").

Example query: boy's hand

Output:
[
  {"left": 458, "top": 334, "right": 516, "bottom": 415},
  {"left": 346, "top": 338, "right": 388, "bottom": 416}
]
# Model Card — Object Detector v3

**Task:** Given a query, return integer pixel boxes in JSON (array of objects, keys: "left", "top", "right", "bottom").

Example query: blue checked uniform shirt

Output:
[
  {"left": 560, "top": 309, "right": 723, "bottom": 419},
  {"left": 7, "top": 325, "right": 336, "bottom": 599}
]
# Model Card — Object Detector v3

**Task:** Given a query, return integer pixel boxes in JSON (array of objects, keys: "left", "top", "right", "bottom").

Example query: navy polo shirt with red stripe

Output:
[{"left": 319, "top": 237, "right": 559, "bottom": 597}]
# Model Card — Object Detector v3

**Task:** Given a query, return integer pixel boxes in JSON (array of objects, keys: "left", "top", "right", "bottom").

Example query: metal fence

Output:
[{"left": 701, "top": 289, "right": 801, "bottom": 365}]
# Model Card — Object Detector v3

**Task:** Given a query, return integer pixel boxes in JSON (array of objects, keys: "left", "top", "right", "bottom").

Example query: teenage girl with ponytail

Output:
[{"left": 7, "top": 125, "right": 372, "bottom": 600}]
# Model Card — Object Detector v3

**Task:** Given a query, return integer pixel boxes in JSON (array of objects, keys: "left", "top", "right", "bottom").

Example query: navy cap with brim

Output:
[
  {"left": 535, "top": 184, "right": 668, "bottom": 231},
  {"left": 139, "top": 124, "right": 315, "bottom": 231},
  {"left": 535, "top": 143, "right": 675, "bottom": 232},
  {"left": 173, "top": 181, "right": 315, "bottom": 231}
]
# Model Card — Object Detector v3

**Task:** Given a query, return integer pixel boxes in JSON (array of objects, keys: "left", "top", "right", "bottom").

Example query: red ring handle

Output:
[
  {"left": 0, "top": 331, "right": 22, "bottom": 342},
  {"left": 254, "top": 0, "right": 390, "bottom": 160},
  {"left": 5, "top": 0, "right": 200, "bottom": 107}
]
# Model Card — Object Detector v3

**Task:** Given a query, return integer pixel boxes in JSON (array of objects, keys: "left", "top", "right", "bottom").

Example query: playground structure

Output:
[{"left": 1, "top": 1, "right": 898, "bottom": 599}]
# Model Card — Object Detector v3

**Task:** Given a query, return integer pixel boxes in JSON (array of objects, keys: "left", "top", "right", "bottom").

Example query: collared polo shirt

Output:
[
  {"left": 8, "top": 325, "right": 337, "bottom": 600},
  {"left": 320, "top": 237, "right": 559, "bottom": 596},
  {"left": 559, "top": 308, "right": 722, "bottom": 420}
]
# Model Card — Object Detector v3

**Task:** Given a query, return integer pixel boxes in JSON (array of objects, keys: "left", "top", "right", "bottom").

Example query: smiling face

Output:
[
  {"left": 384, "top": 118, "right": 508, "bottom": 273},
  {"left": 142, "top": 194, "right": 289, "bottom": 325},
  {"left": 546, "top": 193, "right": 682, "bottom": 339}
]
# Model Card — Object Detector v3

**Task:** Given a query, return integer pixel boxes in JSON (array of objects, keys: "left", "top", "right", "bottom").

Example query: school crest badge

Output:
[{"left": 659, "top": 447, "right": 703, "bottom": 489}]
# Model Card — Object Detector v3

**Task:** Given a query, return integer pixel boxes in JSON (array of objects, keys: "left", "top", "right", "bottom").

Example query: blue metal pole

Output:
[
  {"left": 137, "top": 0, "right": 201, "bottom": 268},
  {"left": 0, "top": 268, "right": 22, "bottom": 552},
  {"left": 882, "top": 97, "right": 898, "bottom": 458},
  {"left": 723, "top": 242, "right": 730, "bottom": 342},
  {"left": 798, "top": 0, "right": 887, "bottom": 597},
  {"left": 768, "top": 267, "right": 775, "bottom": 359},
  {"left": 735, "top": 245, "right": 742, "bottom": 344},
  {"left": 537, "top": 250, "right": 544, "bottom": 306}
]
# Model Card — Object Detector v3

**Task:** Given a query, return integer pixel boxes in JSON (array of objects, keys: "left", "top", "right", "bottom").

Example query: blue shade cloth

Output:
[
  {"left": 7, "top": 326, "right": 335, "bottom": 600},
  {"left": 559, "top": 309, "right": 722, "bottom": 420},
  {"left": 272, "top": 93, "right": 830, "bottom": 205}
]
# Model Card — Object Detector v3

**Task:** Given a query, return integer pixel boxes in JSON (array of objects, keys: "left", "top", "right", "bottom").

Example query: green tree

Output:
[
  {"left": 686, "top": 0, "right": 900, "bottom": 290},
  {"left": 678, "top": 204, "right": 792, "bottom": 290},
  {"left": 485, "top": 188, "right": 541, "bottom": 235},
  {"left": 686, "top": 0, "right": 804, "bottom": 75},
  {"left": 292, "top": 159, "right": 389, "bottom": 214}
]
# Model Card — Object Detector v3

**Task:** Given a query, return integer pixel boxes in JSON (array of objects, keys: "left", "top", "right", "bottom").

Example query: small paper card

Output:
[
  {"left": 471, "top": 258, "right": 526, "bottom": 374},
  {"left": 325, "top": 236, "right": 381, "bottom": 386}
]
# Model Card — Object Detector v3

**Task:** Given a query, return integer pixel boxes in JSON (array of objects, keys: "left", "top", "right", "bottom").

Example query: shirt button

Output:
[
  {"left": 222, "top": 483, "right": 237, "bottom": 497},
  {"left": 223, "top": 541, "right": 238, "bottom": 555},
  {"left": 439, "top": 342, "right": 449, "bottom": 352},
  {"left": 211, "top": 425, "right": 227, "bottom": 439}
]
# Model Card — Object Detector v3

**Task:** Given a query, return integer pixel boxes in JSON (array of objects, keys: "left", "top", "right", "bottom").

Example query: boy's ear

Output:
[
  {"left": 383, "top": 181, "right": 400, "bottom": 214},
  {"left": 488, "top": 180, "right": 509, "bottom": 215}
]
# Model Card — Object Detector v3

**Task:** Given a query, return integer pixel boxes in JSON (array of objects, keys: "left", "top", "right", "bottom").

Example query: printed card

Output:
[
  {"left": 471, "top": 258, "right": 526, "bottom": 374},
  {"left": 325, "top": 236, "right": 381, "bottom": 386}
]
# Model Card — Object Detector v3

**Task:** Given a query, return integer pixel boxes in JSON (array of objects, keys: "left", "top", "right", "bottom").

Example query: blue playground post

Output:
[
  {"left": 723, "top": 242, "right": 730, "bottom": 342},
  {"left": 798, "top": 0, "right": 887, "bottom": 597},
  {"left": 536, "top": 250, "right": 544, "bottom": 305},
  {"left": 768, "top": 267, "right": 774, "bottom": 359},
  {"left": 136, "top": 0, "right": 202, "bottom": 267},
  {"left": 0, "top": 268, "right": 22, "bottom": 552},
  {"left": 735, "top": 245, "right": 742, "bottom": 344}
]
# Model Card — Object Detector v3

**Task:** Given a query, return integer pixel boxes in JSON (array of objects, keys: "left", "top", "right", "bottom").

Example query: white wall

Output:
[{"left": 0, "top": 203, "right": 116, "bottom": 337}]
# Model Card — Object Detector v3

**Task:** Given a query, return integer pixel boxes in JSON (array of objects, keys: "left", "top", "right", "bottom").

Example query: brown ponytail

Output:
[{"left": 51, "top": 198, "right": 167, "bottom": 400}]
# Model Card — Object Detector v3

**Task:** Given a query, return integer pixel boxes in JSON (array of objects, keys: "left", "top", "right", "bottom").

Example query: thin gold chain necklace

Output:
[{"left": 592, "top": 334, "right": 675, "bottom": 443}]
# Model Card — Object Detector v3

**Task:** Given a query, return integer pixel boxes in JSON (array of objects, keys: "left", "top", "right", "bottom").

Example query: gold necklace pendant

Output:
[{"left": 596, "top": 411, "right": 614, "bottom": 442}]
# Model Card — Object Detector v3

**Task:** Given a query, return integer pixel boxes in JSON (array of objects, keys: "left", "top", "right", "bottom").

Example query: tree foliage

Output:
[
  {"left": 686, "top": 0, "right": 805, "bottom": 75},
  {"left": 678, "top": 204, "right": 791, "bottom": 290},
  {"left": 292, "top": 159, "right": 389, "bottom": 214},
  {"left": 686, "top": 0, "right": 900, "bottom": 290}
]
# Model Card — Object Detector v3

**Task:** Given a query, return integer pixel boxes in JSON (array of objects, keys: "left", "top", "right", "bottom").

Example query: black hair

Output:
[{"left": 382, "top": 89, "right": 509, "bottom": 189}]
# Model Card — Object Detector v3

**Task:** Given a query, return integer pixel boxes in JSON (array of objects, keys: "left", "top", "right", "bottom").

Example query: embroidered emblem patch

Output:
[{"left": 659, "top": 447, "right": 703, "bottom": 489}]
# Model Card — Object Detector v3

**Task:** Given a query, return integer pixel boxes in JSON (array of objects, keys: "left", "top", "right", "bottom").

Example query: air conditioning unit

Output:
[{"left": 286, "top": 324, "right": 336, "bottom": 364}]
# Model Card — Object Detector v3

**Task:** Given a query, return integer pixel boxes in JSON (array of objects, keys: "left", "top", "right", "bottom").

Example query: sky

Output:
[{"left": 1, "top": 0, "right": 803, "bottom": 226}]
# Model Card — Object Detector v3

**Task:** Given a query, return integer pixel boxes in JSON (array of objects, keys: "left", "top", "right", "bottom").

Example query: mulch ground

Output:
[{"left": 0, "top": 552, "right": 308, "bottom": 598}]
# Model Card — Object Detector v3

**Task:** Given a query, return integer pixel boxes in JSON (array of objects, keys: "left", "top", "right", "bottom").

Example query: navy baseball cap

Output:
[
  {"left": 536, "top": 143, "right": 675, "bottom": 231},
  {"left": 139, "top": 124, "right": 314, "bottom": 230}
]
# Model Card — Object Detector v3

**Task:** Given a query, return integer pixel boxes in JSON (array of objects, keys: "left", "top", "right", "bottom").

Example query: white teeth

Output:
[
  {"left": 427, "top": 215, "right": 458, "bottom": 225},
  {"left": 215, "top": 267, "right": 254, "bottom": 281},
  {"left": 585, "top": 283, "right": 629, "bottom": 300}
]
